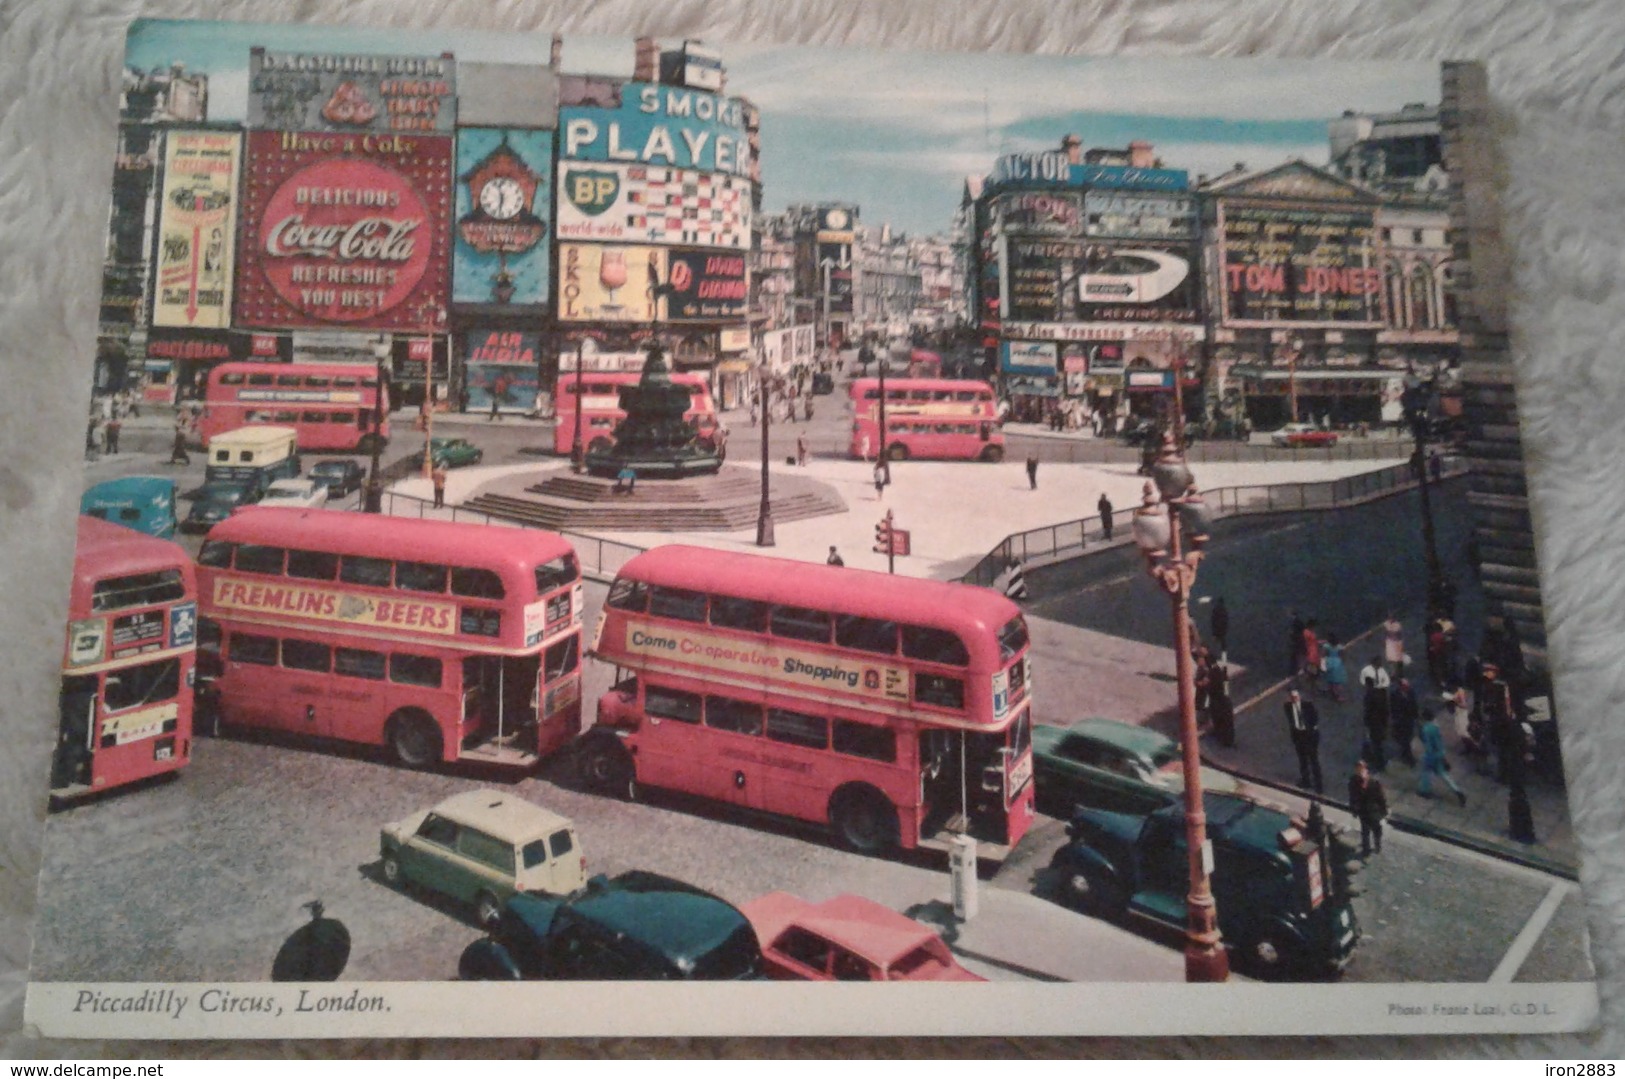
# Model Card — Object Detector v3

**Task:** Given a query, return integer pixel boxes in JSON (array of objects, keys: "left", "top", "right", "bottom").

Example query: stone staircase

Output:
[{"left": 463, "top": 466, "right": 848, "bottom": 532}]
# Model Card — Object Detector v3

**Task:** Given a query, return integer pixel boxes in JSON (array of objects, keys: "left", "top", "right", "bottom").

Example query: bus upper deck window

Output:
[
  {"left": 771, "top": 605, "right": 831, "bottom": 644},
  {"left": 450, "top": 567, "right": 505, "bottom": 599},
  {"left": 535, "top": 555, "right": 579, "bottom": 594},
  {"left": 648, "top": 587, "right": 707, "bottom": 623},
  {"left": 901, "top": 625, "right": 969, "bottom": 667},
  {"left": 605, "top": 579, "right": 648, "bottom": 612}
]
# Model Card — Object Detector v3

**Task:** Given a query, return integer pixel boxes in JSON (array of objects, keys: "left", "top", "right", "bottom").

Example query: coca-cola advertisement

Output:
[{"left": 234, "top": 130, "right": 451, "bottom": 332}]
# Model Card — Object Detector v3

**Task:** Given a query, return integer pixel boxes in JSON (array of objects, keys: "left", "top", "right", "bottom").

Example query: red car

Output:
[
  {"left": 741, "top": 892, "right": 986, "bottom": 982},
  {"left": 1270, "top": 423, "right": 1339, "bottom": 447}
]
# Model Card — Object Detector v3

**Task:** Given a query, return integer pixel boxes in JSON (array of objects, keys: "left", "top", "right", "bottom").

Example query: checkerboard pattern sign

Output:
[{"left": 556, "top": 162, "right": 751, "bottom": 250}]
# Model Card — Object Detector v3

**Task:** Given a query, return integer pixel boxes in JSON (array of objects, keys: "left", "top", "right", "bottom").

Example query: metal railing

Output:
[
  {"left": 960, "top": 458, "right": 1463, "bottom": 587},
  {"left": 1013, "top": 434, "right": 1412, "bottom": 467},
  {"left": 370, "top": 488, "right": 648, "bottom": 580}
]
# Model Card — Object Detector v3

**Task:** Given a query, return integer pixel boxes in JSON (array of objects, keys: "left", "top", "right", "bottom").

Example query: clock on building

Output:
[
  {"left": 457, "top": 138, "right": 547, "bottom": 254},
  {"left": 478, "top": 176, "right": 525, "bottom": 221}
]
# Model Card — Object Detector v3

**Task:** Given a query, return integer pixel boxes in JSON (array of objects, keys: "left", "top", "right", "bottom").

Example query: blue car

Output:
[{"left": 309, "top": 459, "right": 366, "bottom": 498}]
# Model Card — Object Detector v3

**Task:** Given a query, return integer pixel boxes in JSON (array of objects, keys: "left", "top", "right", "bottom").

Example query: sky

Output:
[{"left": 126, "top": 20, "right": 1442, "bottom": 238}]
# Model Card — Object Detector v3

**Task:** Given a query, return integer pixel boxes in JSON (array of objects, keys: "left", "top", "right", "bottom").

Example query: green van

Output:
[{"left": 380, "top": 789, "right": 587, "bottom": 926}]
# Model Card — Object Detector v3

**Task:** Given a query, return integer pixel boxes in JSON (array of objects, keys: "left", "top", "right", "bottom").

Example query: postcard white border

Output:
[{"left": 25, "top": 981, "right": 1599, "bottom": 1039}]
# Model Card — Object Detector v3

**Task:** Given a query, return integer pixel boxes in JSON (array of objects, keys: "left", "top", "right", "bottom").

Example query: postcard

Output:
[{"left": 17, "top": 15, "right": 1599, "bottom": 1041}]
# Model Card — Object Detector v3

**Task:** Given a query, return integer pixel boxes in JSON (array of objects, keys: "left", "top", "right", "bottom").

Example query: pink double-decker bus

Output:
[
  {"left": 200, "top": 362, "right": 390, "bottom": 453},
  {"left": 54, "top": 517, "right": 198, "bottom": 805},
  {"left": 579, "top": 545, "right": 1035, "bottom": 860},
  {"left": 848, "top": 378, "right": 1004, "bottom": 462},
  {"left": 553, "top": 372, "right": 724, "bottom": 457},
  {"left": 195, "top": 508, "right": 584, "bottom": 769}
]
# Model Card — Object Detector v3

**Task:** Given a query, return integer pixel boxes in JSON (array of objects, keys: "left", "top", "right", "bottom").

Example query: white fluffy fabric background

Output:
[{"left": 4, "top": 0, "right": 1625, "bottom": 1060}]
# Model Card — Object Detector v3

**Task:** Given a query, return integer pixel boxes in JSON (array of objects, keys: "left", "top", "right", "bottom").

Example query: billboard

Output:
[
  {"left": 992, "top": 191, "right": 1081, "bottom": 236},
  {"left": 557, "top": 243, "right": 668, "bottom": 323},
  {"left": 559, "top": 81, "right": 752, "bottom": 176},
  {"left": 1000, "top": 238, "right": 1200, "bottom": 323},
  {"left": 153, "top": 131, "right": 240, "bottom": 329},
  {"left": 1222, "top": 205, "right": 1382, "bottom": 325},
  {"left": 453, "top": 128, "right": 553, "bottom": 306},
  {"left": 1001, "top": 340, "right": 1058, "bottom": 377},
  {"left": 664, "top": 249, "right": 748, "bottom": 320},
  {"left": 464, "top": 330, "right": 540, "bottom": 414},
  {"left": 1081, "top": 192, "right": 1197, "bottom": 240},
  {"left": 234, "top": 131, "right": 452, "bottom": 333},
  {"left": 556, "top": 162, "right": 750, "bottom": 250},
  {"left": 247, "top": 49, "right": 456, "bottom": 133}
]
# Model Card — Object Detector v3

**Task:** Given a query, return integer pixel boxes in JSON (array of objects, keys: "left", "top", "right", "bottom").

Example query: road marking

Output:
[{"left": 1488, "top": 880, "right": 1571, "bottom": 983}]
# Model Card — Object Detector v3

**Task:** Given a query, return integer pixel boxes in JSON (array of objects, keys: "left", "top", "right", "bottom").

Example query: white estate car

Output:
[{"left": 259, "top": 477, "right": 329, "bottom": 509}]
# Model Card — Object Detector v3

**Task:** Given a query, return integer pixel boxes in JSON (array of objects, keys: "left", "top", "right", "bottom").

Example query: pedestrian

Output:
[
  {"left": 1210, "top": 596, "right": 1229, "bottom": 658},
  {"left": 1025, "top": 451, "right": 1039, "bottom": 490},
  {"left": 826, "top": 546, "right": 844, "bottom": 567},
  {"left": 1208, "top": 660, "right": 1235, "bottom": 747},
  {"left": 1301, "top": 619, "right": 1323, "bottom": 694},
  {"left": 1002, "top": 559, "right": 1029, "bottom": 601},
  {"left": 489, "top": 392, "right": 500, "bottom": 422},
  {"left": 85, "top": 416, "right": 100, "bottom": 460},
  {"left": 1426, "top": 615, "right": 1455, "bottom": 688},
  {"left": 1283, "top": 689, "right": 1323, "bottom": 792},
  {"left": 1193, "top": 647, "right": 1212, "bottom": 726},
  {"left": 1321, "top": 633, "right": 1347, "bottom": 702},
  {"left": 168, "top": 429, "right": 191, "bottom": 466},
  {"left": 1390, "top": 677, "right": 1420, "bottom": 766},
  {"left": 1360, "top": 654, "right": 1391, "bottom": 771},
  {"left": 796, "top": 433, "right": 808, "bottom": 467},
  {"left": 749, "top": 400, "right": 759, "bottom": 427},
  {"left": 103, "top": 415, "right": 121, "bottom": 454},
  {"left": 1097, "top": 492, "right": 1114, "bottom": 540},
  {"left": 431, "top": 464, "right": 448, "bottom": 509},
  {"left": 459, "top": 385, "right": 470, "bottom": 414},
  {"left": 859, "top": 433, "right": 871, "bottom": 462},
  {"left": 1481, "top": 662, "right": 1517, "bottom": 784},
  {"left": 1383, "top": 614, "right": 1405, "bottom": 675},
  {"left": 873, "top": 461, "right": 886, "bottom": 500},
  {"left": 1347, "top": 760, "right": 1389, "bottom": 858},
  {"left": 1417, "top": 709, "right": 1466, "bottom": 805},
  {"left": 1288, "top": 610, "right": 1306, "bottom": 678}
]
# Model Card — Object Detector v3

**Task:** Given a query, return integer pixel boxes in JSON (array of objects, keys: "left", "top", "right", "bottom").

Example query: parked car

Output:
[
  {"left": 180, "top": 481, "right": 259, "bottom": 533},
  {"left": 259, "top": 477, "right": 329, "bottom": 509},
  {"left": 380, "top": 789, "right": 587, "bottom": 927},
  {"left": 1118, "top": 416, "right": 1160, "bottom": 446},
  {"left": 1050, "top": 791, "right": 1360, "bottom": 978},
  {"left": 742, "top": 892, "right": 984, "bottom": 982},
  {"left": 309, "top": 458, "right": 365, "bottom": 498},
  {"left": 1032, "top": 718, "right": 1255, "bottom": 819},
  {"left": 810, "top": 372, "right": 835, "bottom": 395},
  {"left": 428, "top": 436, "right": 484, "bottom": 468},
  {"left": 1271, "top": 423, "right": 1339, "bottom": 447},
  {"left": 457, "top": 870, "right": 761, "bottom": 981}
]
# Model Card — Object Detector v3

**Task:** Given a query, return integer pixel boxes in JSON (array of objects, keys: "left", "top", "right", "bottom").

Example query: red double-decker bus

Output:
[
  {"left": 194, "top": 508, "right": 584, "bottom": 769},
  {"left": 200, "top": 362, "right": 390, "bottom": 453},
  {"left": 579, "top": 545, "right": 1035, "bottom": 858},
  {"left": 848, "top": 378, "right": 1003, "bottom": 463},
  {"left": 553, "top": 372, "right": 724, "bottom": 457},
  {"left": 54, "top": 516, "right": 198, "bottom": 805}
]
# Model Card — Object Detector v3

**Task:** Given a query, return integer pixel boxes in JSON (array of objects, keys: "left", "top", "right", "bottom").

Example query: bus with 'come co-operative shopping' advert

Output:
[
  {"left": 579, "top": 545, "right": 1035, "bottom": 859},
  {"left": 54, "top": 516, "right": 198, "bottom": 806},
  {"left": 194, "top": 508, "right": 584, "bottom": 769}
]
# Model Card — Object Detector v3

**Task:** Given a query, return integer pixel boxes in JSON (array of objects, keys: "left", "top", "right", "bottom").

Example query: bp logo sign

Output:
[{"left": 564, "top": 169, "right": 621, "bottom": 216}]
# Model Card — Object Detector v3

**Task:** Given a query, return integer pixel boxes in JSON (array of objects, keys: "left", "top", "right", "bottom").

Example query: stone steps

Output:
[
  {"left": 529, "top": 472, "right": 762, "bottom": 504},
  {"left": 465, "top": 488, "right": 844, "bottom": 532}
]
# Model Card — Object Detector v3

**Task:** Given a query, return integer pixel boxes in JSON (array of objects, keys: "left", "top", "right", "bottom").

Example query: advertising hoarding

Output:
[
  {"left": 234, "top": 130, "right": 452, "bottom": 333},
  {"left": 1000, "top": 238, "right": 1199, "bottom": 323},
  {"left": 557, "top": 243, "right": 668, "bottom": 323},
  {"left": 153, "top": 131, "right": 241, "bottom": 329},
  {"left": 664, "top": 249, "right": 748, "bottom": 320},
  {"left": 1221, "top": 205, "right": 1382, "bottom": 325},
  {"left": 1081, "top": 192, "right": 1197, "bottom": 240},
  {"left": 464, "top": 330, "right": 540, "bottom": 414},
  {"left": 556, "top": 162, "right": 751, "bottom": 250},
  {"left": 453, "top": 128, "right": 553, "bottom": 306},
  {"left": 992, "top": 191, "right": 1081, "bottom": 236},
  {"left": 1001, "top": 340, "right": 1058, "bottom": 377},
  {"left": 559, "top": 81, "right": 752, "bottom": 176},
  {"left": 247, "top": 49, "right": 456, "bottom": 133}
]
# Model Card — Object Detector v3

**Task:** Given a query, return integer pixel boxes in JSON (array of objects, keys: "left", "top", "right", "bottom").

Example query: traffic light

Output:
[{"left": 873, "top": 516, "right": 893, "bottom": 553}]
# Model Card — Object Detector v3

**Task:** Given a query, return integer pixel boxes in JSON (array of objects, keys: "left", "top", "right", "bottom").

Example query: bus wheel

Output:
[
  {"left": 387, "top": 710, "right": 442, "bottom": 769},
  {"left": 979, "top": 445, "right": 1005, "bottom": 464},
  {"left": 577, "top": 737, "right": 636, "bottom": 800},
  {"left": 886, "top": 444, "right": 910, "bottom": 462},
  {"left": 829, "top": 785, "right": 899, "bottom": 854}
]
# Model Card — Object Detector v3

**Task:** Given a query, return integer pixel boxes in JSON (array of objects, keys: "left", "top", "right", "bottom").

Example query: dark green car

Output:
[
  {"left": 1050, "top": 791, "right": 1361, "bottom": 979},
  {"left": 457, "top": 871, "right": 762, "bottom": 981},
  {"left": 1032, "top": 718, "right": 1251, "bottom": 818},
  {"left": 428, "top": 437, "right": 484, "bottom": 468}
]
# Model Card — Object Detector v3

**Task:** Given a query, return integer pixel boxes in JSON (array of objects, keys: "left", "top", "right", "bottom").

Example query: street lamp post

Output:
[
  {"left": 363, "top": 355, "right": 386, "bottom": 513},
  {"left": 1402, "top": 367, "right": 1451, "bottom": 617},
  {"left": 420, "top": 348, "right": 434, "bottom": 480},
  {"left": 1130, "top": 362, "right": 1228, "bottom": 983},
  {"left": 570, "top": 339, "right": 586, "bottom": 473},
  {"left": 756, "top": 359, "right": 775, "bottom": 547},
  {"left": 1284, "top": 335, "right": 1304, "bottom": 425}
]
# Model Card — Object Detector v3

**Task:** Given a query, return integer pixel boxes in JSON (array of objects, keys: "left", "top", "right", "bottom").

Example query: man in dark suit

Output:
[{"left": 1283, "top": 688, "right": 1324, "bottom": 792}]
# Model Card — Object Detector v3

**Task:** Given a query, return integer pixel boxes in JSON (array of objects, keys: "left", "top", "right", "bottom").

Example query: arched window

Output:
[
  {"left": 1410, "top": 262, "right": 1437, "bottom": 329},
  {"left": 1384, "top": 260, "right": 1407, "bottom": 329}
]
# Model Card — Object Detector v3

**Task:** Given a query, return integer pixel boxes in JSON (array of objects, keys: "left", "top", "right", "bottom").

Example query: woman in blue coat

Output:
[
  {"left": 1418, "top": 709, "right": 1467, "bottom": 805},
  {"left": 1321, "top": 633, "right": 1348, "bottom": 702}
]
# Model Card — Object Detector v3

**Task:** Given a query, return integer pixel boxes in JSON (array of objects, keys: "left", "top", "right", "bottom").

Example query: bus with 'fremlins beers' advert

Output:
[
  {"left": 579, "top": 545, "right": 1036, "bottom": 858},
  {"left": 54, "top": 516, "right": 199, "bottom": 806},
  {"left": 193, "top": 507, "right": 584, "bottom": 769}
]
